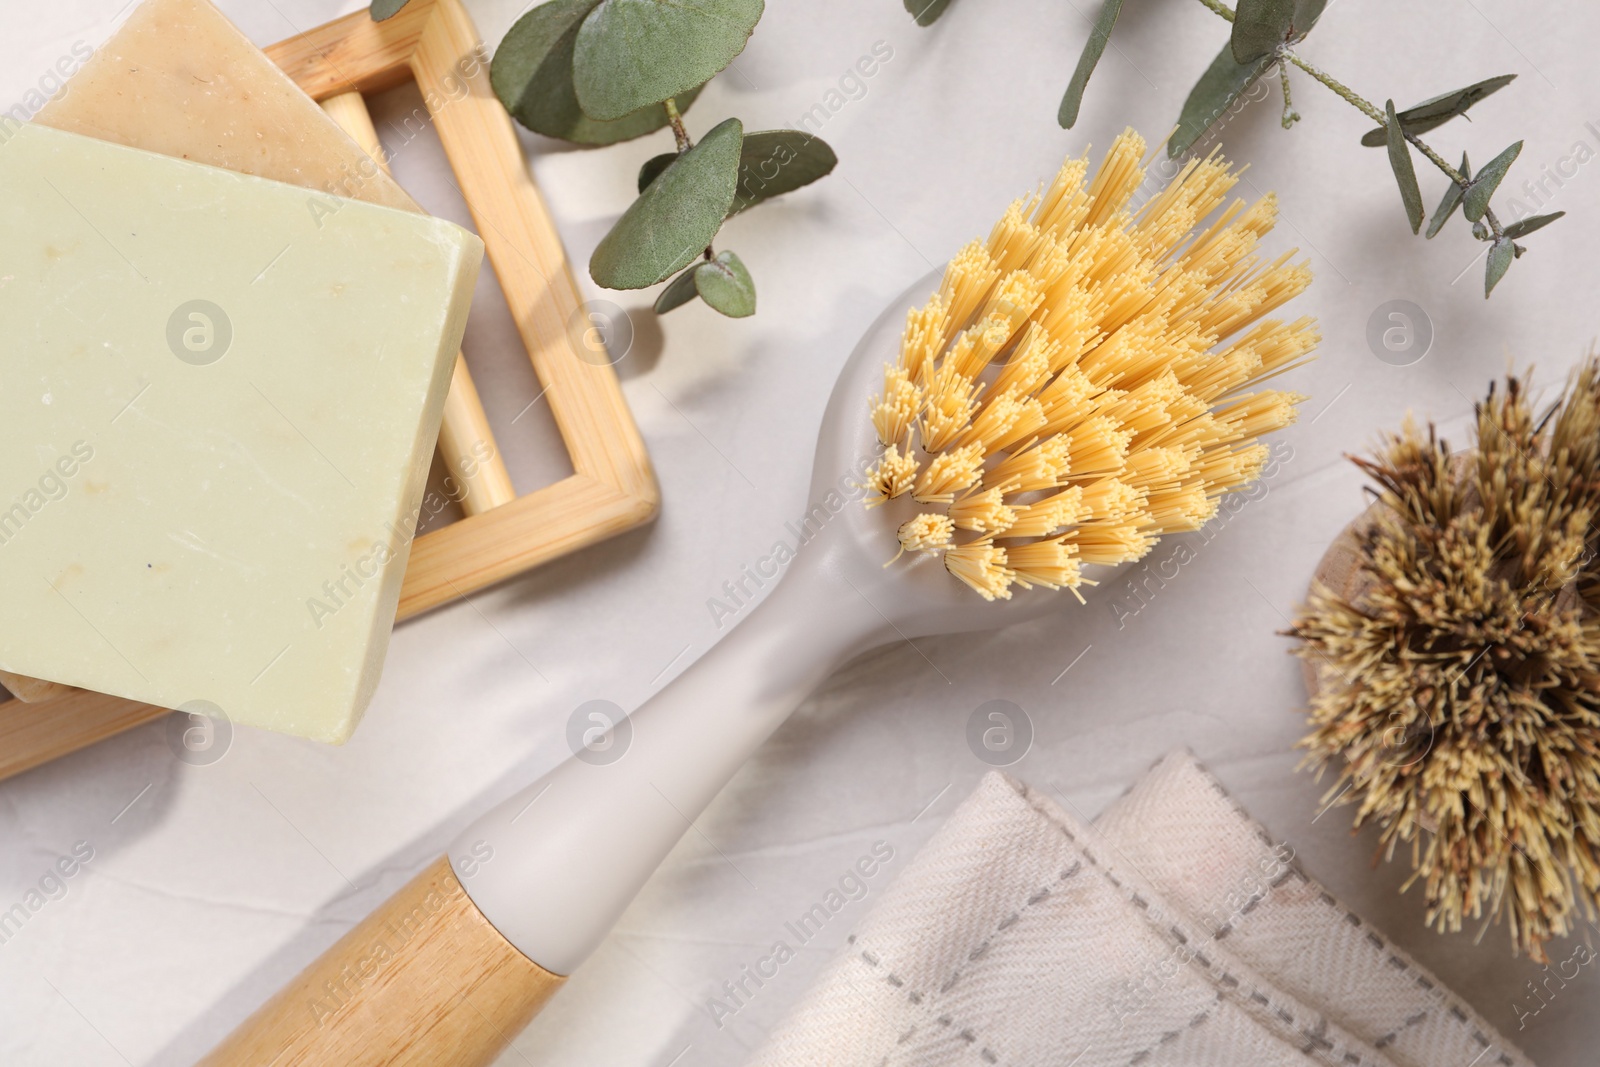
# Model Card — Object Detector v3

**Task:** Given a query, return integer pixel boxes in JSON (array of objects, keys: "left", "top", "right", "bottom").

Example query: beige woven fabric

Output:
[{"left": 749, "top": 753, "right": 1534, "bottom": 1067}]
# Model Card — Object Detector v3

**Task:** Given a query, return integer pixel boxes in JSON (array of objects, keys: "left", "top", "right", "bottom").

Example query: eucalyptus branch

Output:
[
  {"left": 663, "top": 97, "right": 692, "bottom": 153},
  {"left": 1280, "top": 50, "right": 1383, "bottom": 125}
]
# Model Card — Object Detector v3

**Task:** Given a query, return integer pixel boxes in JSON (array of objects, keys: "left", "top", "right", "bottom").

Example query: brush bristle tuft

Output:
[{"left": 867, "top": 129, "right": 1314, "bottom": 599}]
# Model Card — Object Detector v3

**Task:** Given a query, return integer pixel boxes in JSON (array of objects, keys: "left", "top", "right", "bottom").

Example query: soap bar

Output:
[
  {"left": 0, "top": 123, "right": 483, "bottom": 742},
  {"left": 35, "top": 0, "right": 417, "bottom": 213}
]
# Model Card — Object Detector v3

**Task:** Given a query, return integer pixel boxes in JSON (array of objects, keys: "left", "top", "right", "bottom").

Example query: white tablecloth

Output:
[{"left": 1, "top": 1, "right": 1595, "bottom": 1064}]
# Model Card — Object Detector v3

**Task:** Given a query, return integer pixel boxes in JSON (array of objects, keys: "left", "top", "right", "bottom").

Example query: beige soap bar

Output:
[
  {"left": 36, "top": 0, "right": 415, "bottom": 213},
  {"left": 0, "top": 123, "right": 482, "bottom": 742}
]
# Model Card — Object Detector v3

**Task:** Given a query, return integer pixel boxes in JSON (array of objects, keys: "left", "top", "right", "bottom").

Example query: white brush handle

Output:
[{"left": 448, "top": 550, "right": 884, "bottom": 975}]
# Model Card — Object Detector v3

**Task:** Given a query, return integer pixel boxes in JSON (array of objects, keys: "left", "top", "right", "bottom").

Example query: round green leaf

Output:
[
  {"left": 1170, "top": 44, "right": 1273, "bottom": 158},
  {"left": 574, "top": 0, "right": 764, "bottom": 122},
  {"left": 372, "top": 0, "right": 413, "bottom": 20},
  {"left": 1232, "top": 0, "right": 1296, "bottom": 63},
  {"left": 695, "top": 251, "right": 756, "bottom": 317},
  {"left": 654, "top": 264, "right": 702, "bottom": 313},
  {"left": 492, "top": 0, "right": 702, "bottom": 146},
  {"left": 640, "top": 131, "right": 837, "bottom": 214},
  {"left": 590, "top": 117, "right": 743, "bottom": 290}
]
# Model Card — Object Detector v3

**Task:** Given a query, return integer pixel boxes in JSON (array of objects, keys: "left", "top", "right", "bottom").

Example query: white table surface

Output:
[{"left": 3, "top": 0, "right": 1595, "bottom": 1063}]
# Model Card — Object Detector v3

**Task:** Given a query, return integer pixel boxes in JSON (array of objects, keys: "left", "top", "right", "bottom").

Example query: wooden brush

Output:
[{"left": 200, "top": 130, "right": 1316, "bottom": 1065}]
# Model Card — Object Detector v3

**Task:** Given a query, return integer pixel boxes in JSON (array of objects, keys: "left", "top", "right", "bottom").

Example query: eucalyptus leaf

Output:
[
  {"left": 590, "top": 117, "right": 743, "bottom": 290},
  {"left": 1170, "top": 44, "right": 1274, "bottom": 158},
  {"left": 1059, "top": 0, "right": 1126, "bottom": 129},
  {"left": 654, "top": 264, "right": 702, "bottom": 313},
  {"left": 905, "top": 0, "right": 956, "bottom": 25},
  {"left": 695, "top": 251, "right": 756, "bottom": 317},
  {"left": 574, "top": 0, "right": 764, "bottom": 121},
  {"left": 641, "top": 131, "right": 838, "bottom": 214},
  {"left": 1232, "top": 0, "right": 1296, "bottom": 63},
  {"left": 1502, "top": 211, "right": 1565, "bottom": 239},
  {"left": 492, "top": 0, "right": 703, "bottom": 146},
  {"left": 1424, "top": 152, "right": 1469, "bottom": 240},
  {"left": 1485, "top": 237, "right": 1514, "bottom": 297},
  {"left": 1358, "top": 74, "right": 1516, "bottom": 147},
  {"left": 1384, "top": 99, "right": 1424, "bottom": 234},
  {"left": 371, "top": 0, "right": 412, "bottom": 20},
  {"left": 1463, "top": 140, "right": 1522, "bottom": 222}
]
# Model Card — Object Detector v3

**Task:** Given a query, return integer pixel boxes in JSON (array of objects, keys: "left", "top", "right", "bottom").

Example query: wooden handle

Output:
[
  {"left": 198, "top": 857, "right": 564, "bottom": 1067},
  {"left": 320, "top": 90, "right": 516, "bottom": 518}
]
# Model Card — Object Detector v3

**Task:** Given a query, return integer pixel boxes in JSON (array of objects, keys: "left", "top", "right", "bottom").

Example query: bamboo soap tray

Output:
[{"left": 0, "top": 0, "right": 658, "bottom": 779}]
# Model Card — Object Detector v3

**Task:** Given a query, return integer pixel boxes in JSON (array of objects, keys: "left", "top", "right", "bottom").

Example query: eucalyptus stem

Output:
[
  {"left": 663, "top": 97, "right": 691, "bottom": 153},
  {"left": 1191, "top": 1, "right": 1508, "bottom": 242}
]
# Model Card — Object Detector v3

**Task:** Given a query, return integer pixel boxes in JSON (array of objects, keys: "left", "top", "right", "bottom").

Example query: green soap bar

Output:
[{"left": 0, "top": 122, "right": 483, "bottom": 743}]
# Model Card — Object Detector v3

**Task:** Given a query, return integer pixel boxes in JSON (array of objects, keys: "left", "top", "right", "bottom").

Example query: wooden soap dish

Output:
[{"left": 0, "top": 0, "right": 658, "bottom": 780}]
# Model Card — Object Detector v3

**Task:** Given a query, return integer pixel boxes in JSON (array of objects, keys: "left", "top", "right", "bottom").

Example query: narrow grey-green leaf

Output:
[
  {"left": 1502, "top": 211, "right": 1565, "bottom": 240},
  {"left": 1232, "top": 0, "right": 1296, "bottom": 63},
  {"left": 1170, "top": 44, "right": 1273, "bottom": 158},
  {"left": 371, "top": 0, "right": 412, "bottom": 20},
  {"left": 1385, "top": 99, "right": 1424, "bottom": 234},
  {"left": 695, "top": 251, "right": 756, "bottom": 317},
  {"left": 574, "top": 0, "right": 764, "bottom": 121},
  {"left": 1358, "top": 74, "right": 1516, "bottom": 147},
  {"left": 1485, "top": 237, "right": 1514, "bottom": 297},
  {"left": 904, "top": 0, "right": 955, "bottom": 25},
  {"left": 590, "top": 117, "right": 743, "bottom": 290},
  {"left": 1425, "top": 152, "right": 1469, "bottom": 240},
  {"left": 1464, "top": 140, "right": 1522, "bottom": 222},
  {"left": 654, "top": 264, "right": 702, "bottom": 313},
  {"left": 1059, "top": 0, "right": 1126, "bottom": 129},
  {"left": 492, "top": 0, "right": 703, "bottom": 145},
  {"left": 640, "top": 132, "right": 837, "bottom": 214}
]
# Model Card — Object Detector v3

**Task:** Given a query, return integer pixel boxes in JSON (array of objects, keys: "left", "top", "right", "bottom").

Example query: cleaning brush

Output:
[
  {"left": 869, "top": 130, "right": 1317, "bottom": 600},
  {"left": 198, "top": 130, "right": 1317, "bottom": 1066}
]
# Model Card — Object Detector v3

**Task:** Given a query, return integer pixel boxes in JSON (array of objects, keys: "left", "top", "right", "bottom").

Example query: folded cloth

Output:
[{"left": 749, "top": 752, "right": 1533, "bottom": 1067}]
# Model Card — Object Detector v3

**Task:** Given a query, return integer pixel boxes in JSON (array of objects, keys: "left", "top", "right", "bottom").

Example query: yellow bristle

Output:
[
  {"left": 1034, "top": 155, "right": 1091, "bottom": 237},
  {"left": 1143, "top": 484, "right": 1217, "bottom": 532},
  {"left": 921, "top": 362, "right": 984, "bottom": 452},
  {"left": 1080, "top": 477, "right": 1143, "bottom": 522},
  {"left": 938, "top": 241, "right": 1002, "bottom": 332},
  {"left": 872, "top": 365, "right": 922, "bottom": 446},
  {"left": 1082, "top": 129, "right": 1148, "bottom": 229},
  {"left": 1008, "top": 538, "right": 1082, "bottom": 592},
  {"left": 947, "top": 316, "right": 1018, "bottom": 380},
  {"left": 1215, "top": 390, "right": 1307, "bottom": 439},
  {"left": 1007, "top": 487, "right": 1086, "bottom": 538},
  {"left": 987, "top": 198, "right": 1047, "bottom": 274},
  {"left": 948, "top": 487, "right": 1017, "bottom": 533},
  {"left": 865, "top": 445, "right": 919, "bottom": 506},
  {"left": 1068, "top": 522, "right": 1155, "bottom": 565},
  {"left": 992, "top": 322, "right": 1057, "bottom": 398},
  {"left": 897, "top": 513, "right": 954, "bottom": 555},
  {"left": 866, "top": 133, "right": 1313, "bottom": 599},
  {"left": 955, "top": 388, "right": 1046, "bottom": 455},
  {"left": 986, "top": 435, "right": 1071, "bottom": 493},
  {"left": 977, "top": 270, "right": 1046, "bottom": 335},
  {"left": 915, "top": 442, "right": 986, "bottom": 503},
  {"left": 900, "top": 295, "right": 951, "bottom": 384},
  {"left": 945, "top": 540, "right": 1013, "bottom": 600},
  {"left": 1123, "top": 445, "right": 1195, "bottom": 491},
  {"left": 1062, "top": 416, "right": 1132, "bottom": 476}
]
